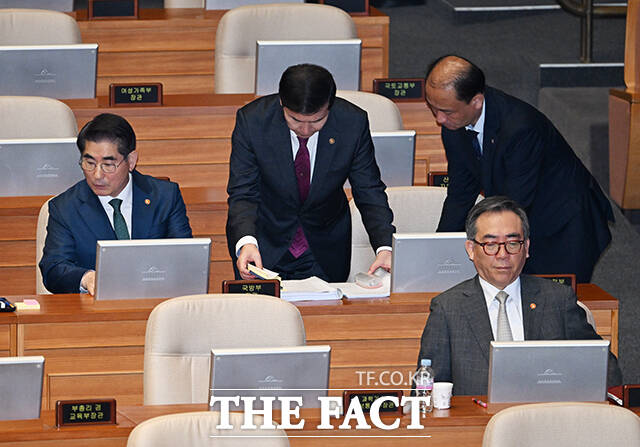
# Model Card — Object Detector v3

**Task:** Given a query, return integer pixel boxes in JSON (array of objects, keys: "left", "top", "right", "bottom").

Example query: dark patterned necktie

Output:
[
  {"left": 108, "top": 198, "right": 130, "bottom": 240},
  {"left": 467, "top": 129, "right": 482, "bottom": 159},
  {"left": 289, "top": 137, "right": 310, "bottom": 258}
]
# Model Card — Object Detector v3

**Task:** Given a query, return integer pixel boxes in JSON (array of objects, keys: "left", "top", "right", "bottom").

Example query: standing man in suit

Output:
[
  {"left": 426, "top": 55, "right": 613, "bottom": 283},
  {"left": 417, "top": 196, "right": 622, "bottom": 395},
  {"left": 40, "top": 113, "right": 192, "bottom": 294},
  {"left": 226, "top": 64, "right": 395, "bottom": 282}
]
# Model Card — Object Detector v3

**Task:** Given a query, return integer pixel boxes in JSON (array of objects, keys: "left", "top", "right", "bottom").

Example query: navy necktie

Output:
[{"left": 467, "top": 129, "right": 482, "bottom": 159}]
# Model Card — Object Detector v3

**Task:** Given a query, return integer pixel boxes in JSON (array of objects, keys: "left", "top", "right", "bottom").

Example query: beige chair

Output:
[
  {"left": 36, "top": 199, "right": 54, "bottom": 295},
  {"left": 349, "top": 186, "right": 471, "bottom": 280},
  {"left": 336, "top": 90, "right": 403, "bottom": 132},
  {"left": 164, "top": 0, "right": 204, "bottom": 7},
  {"left": 0, "top": 9, "right": 81, "bottom": 45},
  {"left": 0, "top": 96, "right": 78, "bottom": 139},
  {"left": 126, "top": 411, "right": 289, "bottom": 447},
  {"left": 482, "top": 402, "right": 640, "bottom": 447},
  {"left": 214, "top": 3, "right": 357, "bottom": 93},
  {"left": 144, "top": 293, "right": 306, "bottom": 405}
]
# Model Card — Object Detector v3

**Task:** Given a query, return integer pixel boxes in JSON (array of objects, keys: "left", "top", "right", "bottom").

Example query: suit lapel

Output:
[
  {"left": 462, "top": 276, "right": 494, "bottom": 362},
  {"left": 76, "top": 181, "right": 116, "bottom": 240},
  {"left": 481, "top": 89, "right": 500, "bottom": 196},
  {"left": 520, "top": 275, "right": 543, "bottom": 340},
  {"left": 131, "top": 171, "right": 153, "bottom": 239},
  {"left": 307, "top": 113, "right": 339, "bottom": 206},
  {"left": 270, "top": 109, "right": 300, "bottom": 205}
]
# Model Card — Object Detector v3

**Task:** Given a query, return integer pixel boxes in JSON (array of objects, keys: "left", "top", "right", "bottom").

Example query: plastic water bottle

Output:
[{"left": 414, "top": 358, "right": 434, "bottom": 414}]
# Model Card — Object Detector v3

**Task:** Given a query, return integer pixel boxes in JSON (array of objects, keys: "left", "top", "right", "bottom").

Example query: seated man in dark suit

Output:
[
  {"left": 226, "top": 64, "right": 395, "bottom": 282},
  {"left": 417, "top": 196, "right": 622, "bottom": 395},
  {"left": 39, "top": 113, "right": 192, "bottom": 294}
]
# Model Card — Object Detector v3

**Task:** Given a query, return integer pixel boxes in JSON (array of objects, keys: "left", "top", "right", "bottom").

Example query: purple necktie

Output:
[{"left": 289, "top": 137, "right": 310, "bottom": 258}]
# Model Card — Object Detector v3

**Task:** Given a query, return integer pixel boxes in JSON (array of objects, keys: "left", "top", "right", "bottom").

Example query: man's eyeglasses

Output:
[
  {"left": 472, "top": 239, "right": 525, "bottom": 256},
  {"left": 79, "top": 157, "right": 126, "bottom": 174}
]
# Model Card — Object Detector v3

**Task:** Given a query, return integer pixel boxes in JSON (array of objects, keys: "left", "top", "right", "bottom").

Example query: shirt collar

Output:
[
  {"left": 465, "top": 97, "right": 486, "bottom": 134},
  {"left": 98, "top": 172, "right": 133, "bottom": 206},
  {"left": 479, "top": 275, "right": 521, "bottom": 308}
]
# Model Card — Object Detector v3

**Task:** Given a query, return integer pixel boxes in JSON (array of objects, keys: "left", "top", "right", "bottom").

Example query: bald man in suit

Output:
[{"left": 417, "top": 196, "right": 621, "bottom": 395}]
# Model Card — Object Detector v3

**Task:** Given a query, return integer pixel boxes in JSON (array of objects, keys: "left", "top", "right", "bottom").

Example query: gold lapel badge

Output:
[
  {"left": 329, "top": 138, "right": 335, "bottom": 145},
  {"left": 529, "top": 303, "right": 536, "bottom": 310},
  {"left": 145, "top": 199, "right": 151, "bottom": 205}
]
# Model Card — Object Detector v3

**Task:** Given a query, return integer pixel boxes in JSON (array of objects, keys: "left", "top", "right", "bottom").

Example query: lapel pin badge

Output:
[
  {"left": 329, "top": 138, "right": 335, "bottom": 145},
  {"left": 529, "top": 302, "right": 536, "bottom": 310},
  {"left": 145, "top": 199, "right": 151, "bottom": 205}
]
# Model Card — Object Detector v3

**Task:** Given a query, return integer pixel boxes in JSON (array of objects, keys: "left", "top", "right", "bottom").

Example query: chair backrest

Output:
[
  {"left": 349, "top": 186, "right": 449, "bottom": 280},
  {"left": 214, "top": 3, "right": 357, "bottom": 93},
  {"left": 0, "top": 96, "right": 78, "bottom": 139},
  {"left": 482, "top": 402, "right": 640, "bottom": 447},
  {"left": 0, "top": 9, "right": 81, "bottom": 45},
  {"left": 126, "top": 411, "right": 290, "bottom": 447},
  {"left": 336, "top": 90, "right": 403, "bottom": 132},
  {"left": 36, "top": 198, "right": 53, "bottom": 295},
  {"left": 144, "top": 293, "right": 306, "bottom": 405}
]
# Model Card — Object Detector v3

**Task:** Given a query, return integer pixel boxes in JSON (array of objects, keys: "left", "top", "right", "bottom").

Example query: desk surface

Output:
[{"left": 0, "top": 283, "right": 617, "bottom": 324}]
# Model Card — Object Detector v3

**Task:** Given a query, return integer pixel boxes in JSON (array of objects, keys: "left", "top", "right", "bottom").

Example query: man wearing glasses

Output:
[
  {"left": 39, "top": 113, "right": 192, "bottom": 294},
  {"left": 417, "top": 196, "right": 621, "bottom": 396}
]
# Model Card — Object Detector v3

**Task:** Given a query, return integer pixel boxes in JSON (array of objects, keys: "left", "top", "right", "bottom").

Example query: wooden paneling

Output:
[
  {"left": 78, "top": 8, "right": 389, "bottom": 95},
  {"left": 48, "top": 371, "right": 143, "bottom": 409},
  {"left": 21, "top": 321, "right": 146, "bottom": 350},
  {"left": 0, "top": 325, "right": 11, "bottom": 353}
]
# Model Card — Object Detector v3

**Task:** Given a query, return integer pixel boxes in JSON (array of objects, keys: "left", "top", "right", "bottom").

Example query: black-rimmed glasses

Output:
[{"left": 472, "top": 239, "right": 525, "bottom": 256}]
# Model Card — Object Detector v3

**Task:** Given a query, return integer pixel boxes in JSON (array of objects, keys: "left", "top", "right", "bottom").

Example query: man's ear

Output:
[
  {"left": 465, "top": 239, "right": 475, "bottom": 261},
  {"left": 524, "top": 239, "right": 530, "bottom": 259},
  {"left": 471, "top": 93, "right": 484, "bottom": 111},
  {"left": 126, "top": 150, "right": 138, "bottom": 171}
]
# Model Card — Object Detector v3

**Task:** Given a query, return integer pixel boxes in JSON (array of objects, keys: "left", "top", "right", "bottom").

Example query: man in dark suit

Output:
[
  {"left": 39, "top": 113, "right": 192, "bottom": 294},
  {"left": 417, "top": 196, "right": 622, "bottom": 395},
  {"left": 226, "top": 64, "right": 395, "bottom": 282},
  {"left": 425, "top": 55, "right": 613, "bottom": 283}
]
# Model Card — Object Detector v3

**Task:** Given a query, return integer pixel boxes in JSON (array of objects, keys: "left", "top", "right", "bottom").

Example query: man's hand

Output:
[
  {"left": 81, "top": 270, "right": 96, "bottom": 295},
  {"left": 368, "top": 249, "right": 392, "bottom": 275},
  {"left": 237, "top": 244, "right": 263, "bottom": 279}
]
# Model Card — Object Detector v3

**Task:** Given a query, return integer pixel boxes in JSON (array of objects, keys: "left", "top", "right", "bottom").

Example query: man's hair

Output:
[
  {"left": 425, "top": 55, "right": 486, "bottom": 103},
  {"left": 278, "top": 64, "right": 336, "bottom": 114},
  {"left": 77, "top": 113, "right": 136, "bottom": 157},
  {"left": 465, "top": 196, "right": 530, "bottom": 240}
]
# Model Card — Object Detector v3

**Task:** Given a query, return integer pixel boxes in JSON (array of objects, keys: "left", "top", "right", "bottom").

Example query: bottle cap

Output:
[{"left": 421, "top": 359, "right": 431, "bottom": 367}]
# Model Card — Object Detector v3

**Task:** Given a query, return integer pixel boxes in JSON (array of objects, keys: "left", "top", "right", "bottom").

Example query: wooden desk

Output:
[
  {"left": 0, "top": 286, "right": 618, "bottom": 412},
  {"left": 73, "top": 8, "right": 389, "bottom": 96},
  {"left": 0, "top": 398, "right": 494, "bottom": 446}
]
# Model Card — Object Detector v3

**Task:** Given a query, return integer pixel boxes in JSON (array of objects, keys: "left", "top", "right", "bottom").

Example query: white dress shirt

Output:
[
  {"left": 465, "top": 99, "right": 486, "bottom": 154},
  {"left": 98, "top": 172, "right": 133, "bottom": 235},
  {"left": 479, "top": 276, "right": 525, "bottom": 341}
]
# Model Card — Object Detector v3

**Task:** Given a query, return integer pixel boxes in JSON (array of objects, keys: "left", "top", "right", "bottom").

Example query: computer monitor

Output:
[
  {"left": 391, "top": 232, "right": 476, "bottom": 293},
  {"left": 0, "top": 356, "right": 45, "bottom": 421},
  {"left": 0, "top": 138, "right": 84, "bottom": 197},
  {"left": 209, "top": 345, "right": 331, "bottom": 411},
  {"left": 0, "top": 44, "right": 98, "bottom": 99},
  {"left": 255, "top": 39, "right": 361, "bottom": 95},
  {"left": 372, "top": 131, "right": 416, "bottom": 187},
  {"left": 488, "top": 340, "right": 609, "bottom": 403},
  {"left": 0, "top": 0, "right": 73, "bottom": 10},
  {"left": 94, "top": 238, "right": 211, "bottom": 300}
]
